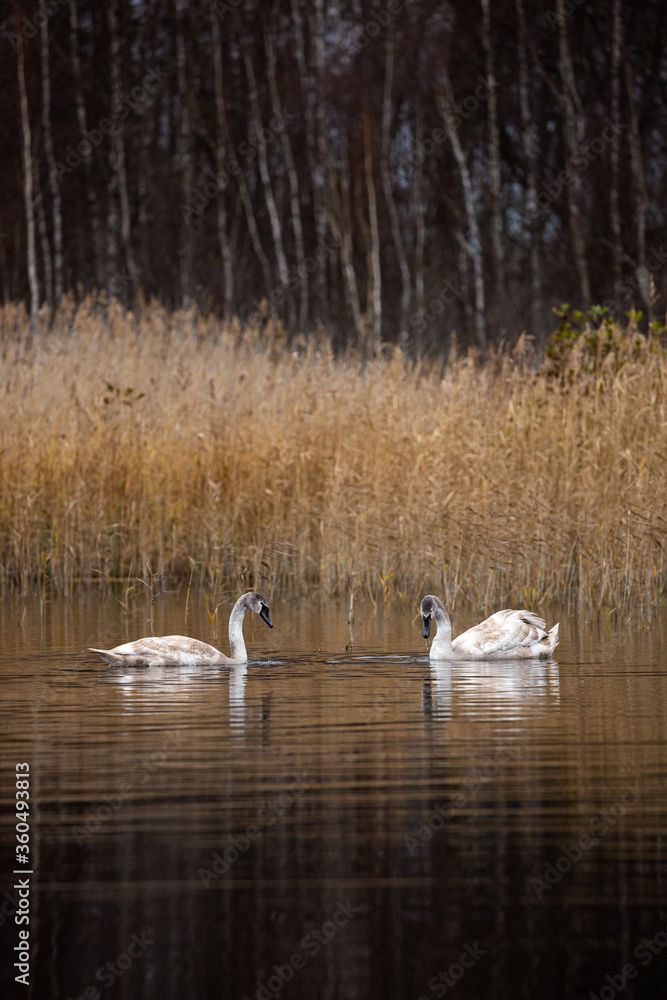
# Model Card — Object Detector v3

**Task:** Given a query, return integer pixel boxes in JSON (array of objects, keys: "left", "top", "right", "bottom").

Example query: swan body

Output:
[
  {"left": 90, "top": 592, "right": 273, "bottom": 666},
  {"left": 420, "top": 595, "right": 559, "bottom": 661}
]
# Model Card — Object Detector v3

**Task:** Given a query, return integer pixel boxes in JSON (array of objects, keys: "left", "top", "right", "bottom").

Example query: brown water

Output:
[{"left": 1, "top": 591, "right": 666, "bottom": 1000}]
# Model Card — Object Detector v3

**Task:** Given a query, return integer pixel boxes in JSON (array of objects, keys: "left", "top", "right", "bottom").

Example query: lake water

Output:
[{"left": 1, "top": 591, "right": 666, "bottom": 1000}]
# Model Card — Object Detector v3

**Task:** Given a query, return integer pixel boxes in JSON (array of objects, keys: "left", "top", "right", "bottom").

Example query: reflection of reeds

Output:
[{"left": 0, "top": 296, "right": 665, "bottom": 611}]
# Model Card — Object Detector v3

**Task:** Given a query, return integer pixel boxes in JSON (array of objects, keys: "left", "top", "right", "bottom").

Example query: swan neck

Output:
[
  {"left": 227, "top": 599, "right": 248, "bottom": 663},
  {"left": 430, "top": 605, "right": 454, "bottom": 659}
]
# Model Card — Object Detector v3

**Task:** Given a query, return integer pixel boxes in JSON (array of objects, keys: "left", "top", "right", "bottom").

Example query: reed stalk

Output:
[{"left": 0, "top": 295, "right": 665, "bottom": 612}]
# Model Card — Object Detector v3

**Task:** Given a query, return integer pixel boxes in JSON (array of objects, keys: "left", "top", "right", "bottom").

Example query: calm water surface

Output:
[{"left": 1, "top": 592, "right": 666, "bottom": 1000}]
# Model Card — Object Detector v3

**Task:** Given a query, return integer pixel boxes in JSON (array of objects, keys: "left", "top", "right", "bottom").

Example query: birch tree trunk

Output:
[
  {"left": 381, "top": 21, "right": 411, "bottom": 344},
  {"left": 208, "top": 17, "right": 272, "bottom": 300},
  {"left": 413, "top": 104, "right": 425, "bottom": 336},
  {"left": 68, "top": 0, "right": 104, "bottom": 287},
  {"left": 481, "top": 0, "right": 504, "bottom": 298},
  {"left": 457, "top": 229, "right": 474, "bottom": 344},
  {"left": 556, "top": 0, "right": 590, "bottom": 305},
  {"left": 265, "top": 4, "right": 308, "bottom": 329},
  {"left": 609, "top": 0, "right": 623, "bottom": 288},
  {"left": 107, "top": 0, "right": 138, "bottom": 294},
  {"left": 364, "top": 102, "right": 382, "bottom": 355},
  {"left": 516, "top": 0, "right": 542, "bottom": 333},
  {"left": 292, "top": 0, "right": 329, "bottom": 325},
  {"left": 623, "top": 36, "right": 649, "bottom": 310},
  {"left": 236, "top": 12, "right": 290, "bottom": 318},
  {"left": 436, "top": 65, "right": 486, "bottom": 350},
  {"left": 16, "top": 2, "right": 39, "bottom": 319},
  {"left": 36, "top": 192, "right": 53, "bottom": 310},
  {"left": 209, "top": 0, "right": 234, "bottom": 316},
  {"left": 311, "top": 0, "right": 333, "bottom": 325},
  {"left": 175, "top": 0, "right": 193, "bottom": 307},
  {"left": 40, "top": 15, "right": 63, "bottom": 303},
  {"left": 327, "top": 129, "right": 363, "bottom": 343}
]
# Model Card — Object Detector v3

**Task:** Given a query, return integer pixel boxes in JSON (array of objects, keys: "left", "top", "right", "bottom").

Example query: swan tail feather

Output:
[
  {"left": 89, "top": 647, "right": 119, "bottom": 665},
  {"left": 544, "top": 623, "right": 559, "bottom": 655}
]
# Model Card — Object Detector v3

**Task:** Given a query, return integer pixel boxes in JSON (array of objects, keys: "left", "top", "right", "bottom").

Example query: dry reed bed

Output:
[{"left": 0, "top": 296, "right": 665, "bottom": 610}]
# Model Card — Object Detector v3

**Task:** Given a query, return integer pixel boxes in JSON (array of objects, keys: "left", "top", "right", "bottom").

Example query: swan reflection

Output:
[
  {"left": 229, "top": 663, "right": 247, "bottom": 739},
  {"left": 444, "top": 660, "right": 560, "bottom": 718}
]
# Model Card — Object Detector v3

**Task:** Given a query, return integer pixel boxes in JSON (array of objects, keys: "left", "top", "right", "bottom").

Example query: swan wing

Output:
[
  {"left": 452, "top": 610, "right": 548, "bottom": 657},
  {"left": 95, "top": 635, "right": 224, "bottom": 665}
]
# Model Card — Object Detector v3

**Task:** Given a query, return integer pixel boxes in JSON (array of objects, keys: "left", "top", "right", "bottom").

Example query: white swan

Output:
[
  {"left": 90, "top": 591, "right": 273, "bottom": 666},
  {"left": 420, "top": 595, "right": 559, "bottom": 660}
]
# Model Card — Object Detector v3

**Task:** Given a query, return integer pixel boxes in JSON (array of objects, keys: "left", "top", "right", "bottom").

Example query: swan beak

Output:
[
  {"left": 422, "top": 615, "right": 431, "bottom": 639},
  {"left": 259, "top": 605, "right": 273, "bottom": 628}
]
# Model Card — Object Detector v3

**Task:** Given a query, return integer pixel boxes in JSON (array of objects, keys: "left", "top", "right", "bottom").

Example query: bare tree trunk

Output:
[
  {"left": 364, "top": 102, "right": 382, "bottom": 354},
  {"left": 16, "top": 2, "right": 39, "bottom": 319},
  {"left": 265, "top": 3, "right": 308, "bottom": 330},
  {"left": 327, "top": 129, "right": 363, "bottom": 343},
  {"left": 107, "top": 0, "right": 138, "bottom": 295},
  {"left": 207, "top": 13, "right": 271, "bottom": 300},
  {"left": 36, "top": 191, "right": 53, "bottom": 310},
  {"left": 311, "top": 0, "right": 333, "bottom": 325},
  {"left": 609, "top": 0, "right": 623, "bottom": 288},
  {"left": 68, "top": 0, "right": 104, "bottom": 287},
  {"left": 292, "top": 0, "right": 329, "bottom": 326},
  {"left": 354, "top": 162, "right": 372, "bottom": 332},
  {"left": 623, "top": 34, "right": 649, "bottom": 310},
  {"left": 381, "top": 20, "right": 411, "bottom": 344},
  {"left": 230, "top": 158, "right": 273, "bottom": 298},
  {"left": 516, "top": 0, "right": 542, "bottom": 333},
  {"left": 135, "top": 0, "right": 158, "bottom": 239},
  {"left": 556, "top": 0, "right": 590, "bottom": 305},
  {"left": 457, "top": 229, "right": 474, "bottom": 343},
  {"left": 175, "top": 0, "right": 193, "bottom": 307},
  {"left": 106, "top": 168, "right": 120, "bottom": 283},
  {"left": 236, "top": 12, "right": 290, "bottom": 318},
  {"left": 481, "top": 0, "right": 504, "bottom": 298},
  {"left": 436, "top": 65, "right": 486, "bottom": 350},
  {"left": 208, "top": 0, "right": 234, "bottom": 315},
  {"left": 40, "top": 15, "right": 63, "bottom": 303},
  {"left": 413, "top": 103, "right": 425, "bottom": 335}
]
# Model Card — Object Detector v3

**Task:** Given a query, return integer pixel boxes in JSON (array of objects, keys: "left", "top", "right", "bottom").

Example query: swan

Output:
[
  {"left": 90, "top": 591, "right": 273, "bottom": 666},
  {"left": 420, "top": 595, "right": 559, "bottom": 660}
]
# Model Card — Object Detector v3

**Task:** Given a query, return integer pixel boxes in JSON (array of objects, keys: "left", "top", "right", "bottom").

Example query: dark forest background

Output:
[{"left": 2, "top": 0, "right": 667, "bottom": 351}]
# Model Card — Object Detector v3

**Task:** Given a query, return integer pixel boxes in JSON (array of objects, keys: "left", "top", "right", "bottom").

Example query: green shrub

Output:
[{"left": 542, "top": 304, "right": 665, "bottom": 385}]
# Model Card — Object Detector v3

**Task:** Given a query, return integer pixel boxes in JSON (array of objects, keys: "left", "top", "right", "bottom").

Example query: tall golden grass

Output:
[{"left": 0, "top": 295, "right": 665, "bottom": 611}]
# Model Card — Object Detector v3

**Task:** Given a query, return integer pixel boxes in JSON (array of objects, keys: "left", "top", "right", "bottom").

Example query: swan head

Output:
[
  {"left": 420, "top": 595, "right": 438, "bottom": 638},
  {"left": 244, "top": 591, "right": 273, "bottom": 628}
]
